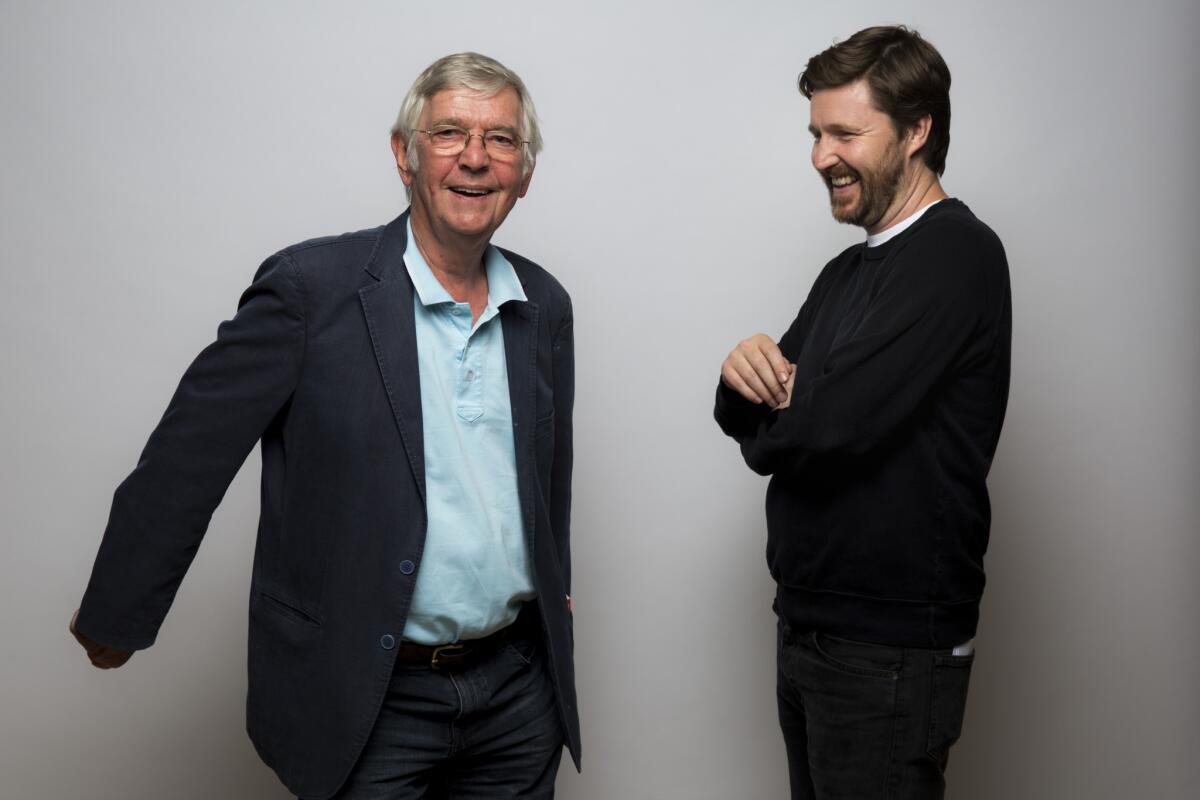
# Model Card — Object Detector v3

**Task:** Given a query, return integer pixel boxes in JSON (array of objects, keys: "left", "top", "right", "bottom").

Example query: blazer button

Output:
[
  {"left": 380, "top": 634, "right": 395, "bottom": 650},
  {"left": 399, "top": 560, "right": 415, "bottom": 575}
]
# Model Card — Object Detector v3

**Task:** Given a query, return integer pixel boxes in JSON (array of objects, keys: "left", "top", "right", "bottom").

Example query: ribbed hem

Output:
[{"left": 775, "top": 584, "right": 979, "bottom": 649}]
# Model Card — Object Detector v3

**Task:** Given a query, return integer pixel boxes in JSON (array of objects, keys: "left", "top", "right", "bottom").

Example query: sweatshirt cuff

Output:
[{"left": 714, "top": 380, "right": 769, "bottom": 433}]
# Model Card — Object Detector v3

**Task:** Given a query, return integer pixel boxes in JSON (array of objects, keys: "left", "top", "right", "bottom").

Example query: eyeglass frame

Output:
[{"left": 410, "top": 125, "right": 531, "bottom": 160}]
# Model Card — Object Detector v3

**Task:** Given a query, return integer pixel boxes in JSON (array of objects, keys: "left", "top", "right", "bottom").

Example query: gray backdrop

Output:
[{"left": 3, "top": 1, "right": 1197, "bottom": 798}]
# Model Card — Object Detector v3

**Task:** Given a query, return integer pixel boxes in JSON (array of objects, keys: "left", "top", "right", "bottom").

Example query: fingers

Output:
[
  {"left": 721, "top": 363, "right": 767, "bottom": 405},
  {"left": 722, "top": 334, "right": 789, "bottom": 406},
  {"left": 776, "top": 364, "right": 797, "bottom": 410},
  {"left": 70, "top": 607, "right": 133, "bottom": 669},
  {"left": 764, "top": 346, "right": 791, "bottom": 387},
  {"left": 741, "top": 359, "right": 783, "bottom": 406},
  {"left": 722, "top": 353, "right": 777, "bottom": 406},
  {"left": 89, "top": 648, "right": 133, "bottom": 670}
]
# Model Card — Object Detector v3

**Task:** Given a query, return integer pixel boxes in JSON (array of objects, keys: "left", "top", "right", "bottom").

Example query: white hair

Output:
[{"left": 391, "top": 52, "right": 543, "bottom": 193}]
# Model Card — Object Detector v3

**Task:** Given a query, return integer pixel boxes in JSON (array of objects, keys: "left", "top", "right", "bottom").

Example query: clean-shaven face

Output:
[
  {"left": 397, "top": 86, "right": 532, "bottom": 243},
  {"left": 809, "top": 80, "right": 908, "bottom": 230}
]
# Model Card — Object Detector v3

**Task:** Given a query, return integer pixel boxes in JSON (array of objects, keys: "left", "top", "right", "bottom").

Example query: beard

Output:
[{"left": 824, "top": 139, "right": 906, "bottom": 229}]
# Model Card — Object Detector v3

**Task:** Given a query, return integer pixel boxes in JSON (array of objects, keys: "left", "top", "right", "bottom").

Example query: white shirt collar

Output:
[{"left": 866, "top": 199, "right": 944, "bottom": 248}]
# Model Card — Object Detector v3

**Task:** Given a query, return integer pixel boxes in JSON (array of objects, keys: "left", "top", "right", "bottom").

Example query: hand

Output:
[
  {"left": 721, "top": 334, "right": 794, "bottom": 407},
  {"left": 70, "top": 608, "right": 133, "bottom": 669}
]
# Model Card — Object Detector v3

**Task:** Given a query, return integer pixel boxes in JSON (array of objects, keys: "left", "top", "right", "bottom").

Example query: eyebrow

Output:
[{"left": 808, "top": 123, "right": 862, "bottom": 137}]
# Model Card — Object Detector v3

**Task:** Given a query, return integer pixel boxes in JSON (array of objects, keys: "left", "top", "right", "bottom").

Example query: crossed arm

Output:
[{"left": 716, "top": 232, "right": 998, "bottom": 475}]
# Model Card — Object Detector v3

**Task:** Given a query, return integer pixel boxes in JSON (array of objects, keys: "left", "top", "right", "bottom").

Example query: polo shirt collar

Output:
[{"left": 403, "top": 218, "right": 527, "bottom": 311}]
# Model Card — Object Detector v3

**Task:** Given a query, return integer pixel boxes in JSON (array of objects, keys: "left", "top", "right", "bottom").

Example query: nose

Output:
[
  {"left": 811, "top": 137, "right": 838, "bottom": 173},
  {"left": 457, "top": 133, "right": 490, "bottom": 170}
]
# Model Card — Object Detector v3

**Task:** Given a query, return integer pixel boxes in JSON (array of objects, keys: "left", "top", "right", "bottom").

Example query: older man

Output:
[
  {"left": 71, "top": 52, "right": 577, "bottom": 799},
  {"left": 715, "top": 27, "right": 1011, "bottom": 799}
]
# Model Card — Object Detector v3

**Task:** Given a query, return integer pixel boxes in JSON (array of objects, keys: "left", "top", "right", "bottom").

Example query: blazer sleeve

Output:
[
  {"left": 75, "top": 253, "right": 306, "bottom": 651},
  {"left": 549, "top": 296, "right": 574, "bottom": 594}
]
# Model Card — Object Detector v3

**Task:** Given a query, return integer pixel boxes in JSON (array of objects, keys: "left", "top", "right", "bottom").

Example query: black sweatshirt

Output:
[{"left": 715, "top": 199, "right": 1011, "bottom": 648}]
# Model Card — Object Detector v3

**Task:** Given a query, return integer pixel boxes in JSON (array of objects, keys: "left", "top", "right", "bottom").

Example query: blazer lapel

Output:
[
  {"left": 502, "top": 299, "right": 540, "bottom": 548},
  {"left": 359, "top": 214, "right": 425, "bottom": 501}
]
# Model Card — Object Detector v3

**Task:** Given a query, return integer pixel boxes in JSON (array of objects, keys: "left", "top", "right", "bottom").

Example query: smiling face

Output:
[
  {"left": 393, "top": 86, "right": 533, "bottom": 246},
  {"left": 809, "top": 80, "right": 913, "bottom": 232}
]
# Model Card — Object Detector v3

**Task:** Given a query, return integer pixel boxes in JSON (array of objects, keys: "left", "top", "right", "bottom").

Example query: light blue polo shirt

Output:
[{"left": 400, "top": 219, "right": 535, "bottom": 645}]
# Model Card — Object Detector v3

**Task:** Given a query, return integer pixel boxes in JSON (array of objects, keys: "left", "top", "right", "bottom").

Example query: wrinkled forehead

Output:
[
  {"left": 421, "top": 85, "right": 523, "bottom": 131},
  {"left": 809, "top": 80, "right": 887, "bottom": 127}
]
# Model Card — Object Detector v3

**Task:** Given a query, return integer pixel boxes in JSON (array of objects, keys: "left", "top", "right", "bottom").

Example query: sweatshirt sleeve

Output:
[
  {"left": 712, "top": 288, "right": 816, "bottom": 438},
  {"left": 737, "top": 227, "right": 999, "bottom": 476}
]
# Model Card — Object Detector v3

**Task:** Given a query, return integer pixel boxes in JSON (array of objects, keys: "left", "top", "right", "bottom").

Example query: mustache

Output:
[{"left": 822, "top": 166, "right": 860, "bottom": 186}]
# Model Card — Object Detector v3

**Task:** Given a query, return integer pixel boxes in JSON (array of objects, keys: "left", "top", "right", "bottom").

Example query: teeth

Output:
[
  {"left": 454, "top": 188, "right": 489, "bottom": 195},
  {"left": 830, "top": 176, "right": 856, "bottom": 187}
]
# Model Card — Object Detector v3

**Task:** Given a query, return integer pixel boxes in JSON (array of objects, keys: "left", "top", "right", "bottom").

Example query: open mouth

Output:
[
  {"left": 828, "top": 173, "right": 859, "bottom": 190},
  {"left": 449, "top": 187, "right": 493, "bottom": 198}
]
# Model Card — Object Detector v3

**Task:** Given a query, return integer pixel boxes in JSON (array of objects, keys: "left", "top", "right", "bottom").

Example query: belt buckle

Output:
[{"left": 431, "top": 642, "right": 466, "bottom": 670}]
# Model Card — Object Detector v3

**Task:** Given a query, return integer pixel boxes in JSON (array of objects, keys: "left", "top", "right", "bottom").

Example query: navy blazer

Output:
[{"left": 76, "top": 212, "right": 579, "bottom": 798}]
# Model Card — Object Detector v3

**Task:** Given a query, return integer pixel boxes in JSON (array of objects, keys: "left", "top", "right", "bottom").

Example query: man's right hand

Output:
[
  {"left": 70, "top": 608, "right": 133, "bottom": 669},
  {"left": 721, "top": 334, "right": 793, "bottom": 408}
]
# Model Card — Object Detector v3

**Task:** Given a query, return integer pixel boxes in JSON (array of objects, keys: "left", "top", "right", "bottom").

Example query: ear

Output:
[
  {"left": 517, "top": 160, "right": 535, "bottom": 198},
  {"left": 905, "top": 114, "right": 933, "bottom": 160},
  {"left": 391, "top": 132, "right": 414, "bottom": 189}
]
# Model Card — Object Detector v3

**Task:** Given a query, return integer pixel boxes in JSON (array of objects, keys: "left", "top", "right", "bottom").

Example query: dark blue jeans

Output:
[
  {"left": 323, "top": 629, "right": 564, "bottom": 799},
  {"left": 776, "top": 619, "right": 974, "bottom": 800}
]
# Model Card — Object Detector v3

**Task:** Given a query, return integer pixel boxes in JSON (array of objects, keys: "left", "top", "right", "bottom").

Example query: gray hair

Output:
[{"left": 391, "top": 52, "right": 543, "bottom": 187}]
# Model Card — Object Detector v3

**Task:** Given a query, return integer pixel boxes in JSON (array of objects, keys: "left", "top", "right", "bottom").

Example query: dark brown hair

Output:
[{"left": 799, "top": 26, "right": 952, "bottom": 175}]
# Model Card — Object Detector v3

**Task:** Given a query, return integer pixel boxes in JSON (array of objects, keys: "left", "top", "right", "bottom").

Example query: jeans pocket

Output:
[
  {"left": 777, "top": 616, "right": 796, "bottom": 647},
  {"left": 926, "top": 651, "right": 975, "bottom": 769},
  {"left": 504, "top": 637, "right": 536, "bottom": 667},
  {"left": 811, "top": 632, "right": 901, "bottom": 680}
]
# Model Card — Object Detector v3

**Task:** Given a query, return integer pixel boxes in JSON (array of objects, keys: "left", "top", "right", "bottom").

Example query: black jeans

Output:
[
  {"left": 322, "top": 629, "right": 564, "bottom": 799},
  {"left": 776, "top": 619, "right": 974, "bottom": 800}
]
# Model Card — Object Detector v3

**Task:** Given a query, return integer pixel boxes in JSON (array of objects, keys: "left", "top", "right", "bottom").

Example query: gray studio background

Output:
[{"left": 2, "top": 1, "right": 1197, "bottom": 797}]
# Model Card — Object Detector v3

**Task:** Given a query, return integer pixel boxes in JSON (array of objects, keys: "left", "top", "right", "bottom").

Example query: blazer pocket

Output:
[{"left": 254, "top": 589, "right": 322, "bottom": 629}]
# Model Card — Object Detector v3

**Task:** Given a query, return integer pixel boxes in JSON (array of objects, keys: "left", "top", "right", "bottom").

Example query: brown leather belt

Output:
[{"left": 394, "top": 613, "right": 530, "bottom": 671}]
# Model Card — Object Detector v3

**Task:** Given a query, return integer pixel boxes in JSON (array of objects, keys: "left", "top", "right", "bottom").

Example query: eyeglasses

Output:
[{"left": 412, "top": 126, "right": 529, "bottom": 160}]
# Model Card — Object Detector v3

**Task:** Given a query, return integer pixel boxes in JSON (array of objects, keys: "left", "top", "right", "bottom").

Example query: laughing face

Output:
[
  {"left": 809, "top": 80, "right": 911, "bottom": 233},
  {"left": 394, "top": 86, "right": 533, "bottom": 246}
]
